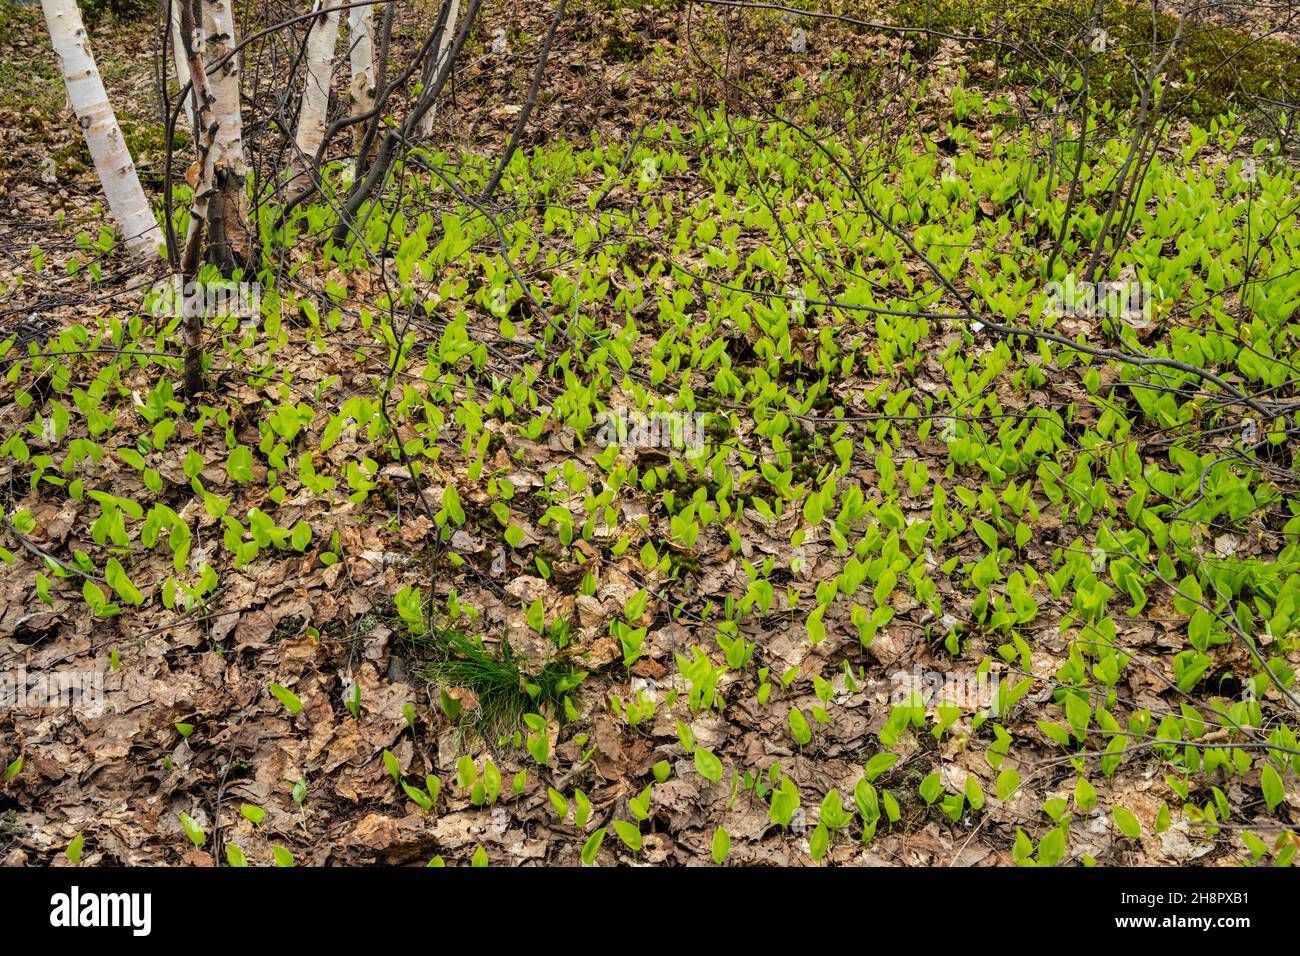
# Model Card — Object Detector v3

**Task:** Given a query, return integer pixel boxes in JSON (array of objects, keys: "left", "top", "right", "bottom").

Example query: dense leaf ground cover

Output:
[{"left": 1, "top": 0, "right": 1298, "bottom": 866}]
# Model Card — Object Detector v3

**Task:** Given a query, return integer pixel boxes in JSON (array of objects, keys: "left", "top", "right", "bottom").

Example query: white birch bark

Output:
[
  {"left": 178, "top": 10, "right": 216, "bottom": 278},
  {"left": 203, "top": 0, "right": 253, "bottom": 269},
  {"left": 292, "top": 0, "right": 341, "bottom": 187},
  {"left": 346, "top": 3, "right": 376, "bottom": 159},
  {"left": 41, "top": 0, "right": 163, "bottom": 258},
  {"left": 418, "top": 0, "right": 459, "bottom": 137},
  {"left": 206, "top": 0, "right": 245, "bottom": 174},
  {"left": 168, "top": 0, "right": 195, "bottom": 131},
  {"left": 175, "top": 0, "right": 223, "bottom": 392}
]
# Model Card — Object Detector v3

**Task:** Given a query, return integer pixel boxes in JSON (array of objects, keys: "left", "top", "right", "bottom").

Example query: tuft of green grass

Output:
[{"left": 408, "top": 628, "right": 586, "bottom": 738}]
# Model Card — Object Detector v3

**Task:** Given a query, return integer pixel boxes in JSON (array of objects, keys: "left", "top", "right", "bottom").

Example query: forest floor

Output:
[{"left": 1, "top": 0, "right": 1299, "bottom": 867}]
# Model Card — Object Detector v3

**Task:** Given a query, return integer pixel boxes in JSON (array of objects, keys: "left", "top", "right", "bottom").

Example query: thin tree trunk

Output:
[
  {"left": 203, "top": 0, "right": 253, "bottom": 273},
  {"left": 168, "top": 0, "right": 196, "bottom": 132},
  {"left": 291, "top": 0, "right": 341, "bottom": 194},
  {"left": 354, "top": 0, "right": 395, "bottom": 181},
  {"left": 177, "top": 0, "right": 219, "bottom": 395},
  {"left": 418, "top": 0, "right": 459, "bottom": 137},
  {"left": 41, "top": 0, "right": 164, "bottom": 258},
  {"left": 347, "top": 3, "right": 376, "bottom": 161},
  {"left": 331, "top": 0, "right": 481, "bottom": 246}
]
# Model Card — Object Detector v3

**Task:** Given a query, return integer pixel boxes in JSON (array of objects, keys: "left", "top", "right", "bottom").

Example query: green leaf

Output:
[
  {"left": 402, "top": 781, "right": 433, "bottom": 810},
  {"left": 803, "top": 492, "right": 824, "bottom": 526},
  {"left": 240, "top": 803, "right": 266, "bottom": 826},
  {"left": 1113, "top": 805, "right": 1141, "bottom": 840},
  {"left": 118, "top": 448, "right": 146, "bottom": 470},
  {"left": 456, "top": 755, "right": 477, "bottom": 788},
  {"left": 105, "top": 558, "right": 144, "bottom": 605},
  {"left": 993, "top": 770, "right": 1024, "bottom": 801},
  {"left": 1261, "top": 764, "right": 1285, "bottom": 812},
  {"left": 865, "top": 752, "right": 899, "bottom": 781},
  {"left": 788, "top": 706, "right": 812, "bottom": 747},
  {"left": 290, "top": 520, "right": 312, "bottom": 551},
  {"left": 805, "top": 604, "right": 826, "bottom": 644},
  {"left": 1074, "top": 776, "right": 1097, "bottom": 811},
  {"left": 1240, "top": 831, "right": 1268, "bottom": 860},
  {"left": 809, "top": 822, "right": 829, "bottom": 861},
  {"left": 442, "top": 484, "right": 465, "bottom": 525},
  {"left": 882, "top": 789, "right": 900, "bottom": 824},
  {"left": 820, "top": 788, "right": 850, "bottom": 828},
  {"left": 613, "top": 820, "right": 642, "bottom": 853},
  {"left": 1012, "top": 827, "right": 1033, "bottom": 862},
  {"left": 1038, "top": 826, "right": 1066, "bottom": 866},
  {"left": 383, "top": 749, "right": 401, "bottom": 783},
  {"left": 1014, "top": 521, "right": 1032, "bottom": 549},
  {"left": 526, "top": 597, "right": 545, "bottom": 634},
  {"left": 179, "top": 811, "right": 205, "bottom": 848},
  {"left": 973, "top": 519, "right": 999, "bottom": 551},
  {"left": 272, "top": 845, "right": 295, "bottom": 867},
  {"left": 1064, "top": 693, "right": 1091, "bottom": 738},
  {"left": 268, "top": 682, "right": 303, "bottom": 715},
  {"left": 225, "top": 843, "right": 248, "bottom": 867},
  {"left": 694, "top": 747, "right": 723, "bottom": 784},
  {"left": 440, "top": 688, "right": 462, "bottom": 721},
  {"left": 1037, "top": 720, "right": 1072, "bottom": 747},
  {"left": 1043, "top": 797, "right": 1069, "bottom": 823},
  {"left": 226, "top": 445, "right": 254, "bottom": 483},
  {"left": 574, "top": 789, "right": 591, "bottom": 828},
  {"left": 581, "top": 828, "right": 606, "bottom": 865},
  {"left": 624, "top": 588, "right": 649, "bottom": 621},
  {"left": 65, "top": 832, "right": 84, "bottom": 865},
  {"left": 711, "top": 826, "right": 730, "bottom": 865},
  {"left": 854, "top": 778, "right": 880, "bottom": 824},
  {"left": 919, "top": 772, "right": 942, "bottom": 804},
  {"left": 548, "top": 787, "right": 570, "bottom": 820},
  {"left": 676, "top": 720, "right": 696, "bottom": 754},
  {"left": 82, "top": 578, "right": 116, "bottom": 617}
]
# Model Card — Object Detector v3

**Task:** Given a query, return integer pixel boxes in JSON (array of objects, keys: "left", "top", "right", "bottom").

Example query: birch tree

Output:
[
  {"left": 172, "top": 0, "right": 253, "bottom": 391},
  {"left": 418, "top": 0, "right": 459, "bottom": 137},
  {"left": 346, "top": 3, "right": 377, "bottom": 161},
  {"left": 291, "top": 0, "right": 342, "bottom": 193},
  {"left": 203, "top": 0, "right": 253, "bottom": 272},
  {"left": 332, "top": 0, "right": 481, "bottom": 244},
  {"left": 176, "top": 0, "right": 220, "bottom": 394},
  {"left": 41, "top": 0, "right": 164, "bottom": 258},
  {"left": 168, "top": 0, "right": 196, "bottom": 132}
]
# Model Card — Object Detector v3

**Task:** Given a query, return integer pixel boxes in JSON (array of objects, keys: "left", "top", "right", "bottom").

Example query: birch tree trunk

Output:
[
  {"left": 291, "top": 0, "right": 341, "bottom": 193},
  {"left": 346, "top": 3, "right": 376, "bottom": 161},
  {"left": 203, "top": 0, "right": 254, "bottom": 273},
  {"left": 168, "top": 0, "right": 196, "bottom": 132},
  {"left": 418, "top": 0, "right": 459, "bottom": 137},
  {"left": 176, "top": 0, "right": 220, "bottom": 395},
  {"left": 41, "top": 0, "right": 163, "bottom": 258}
]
